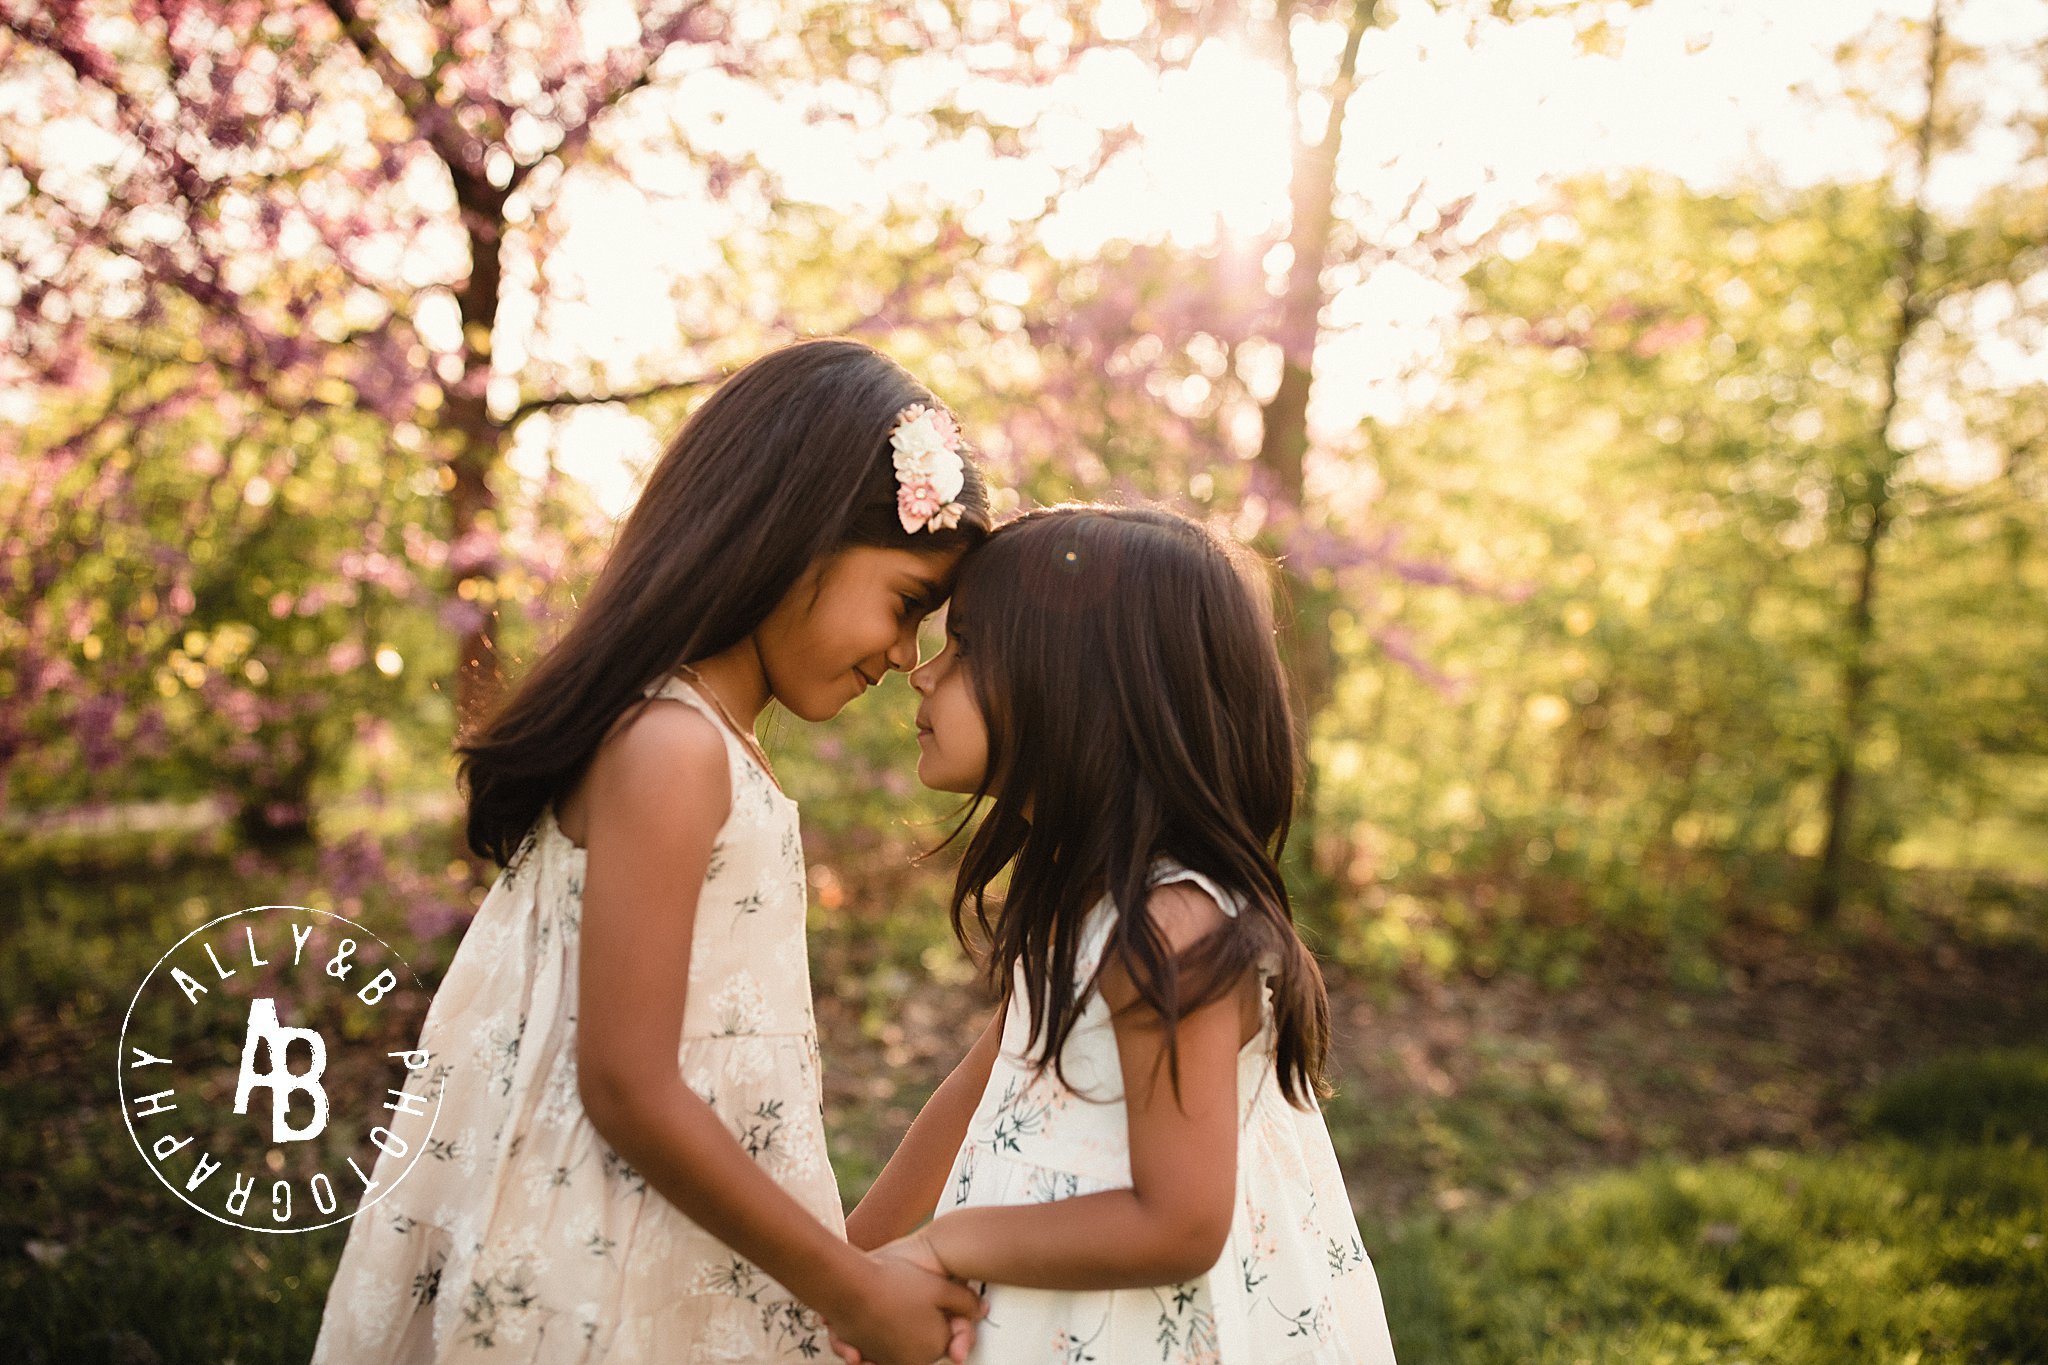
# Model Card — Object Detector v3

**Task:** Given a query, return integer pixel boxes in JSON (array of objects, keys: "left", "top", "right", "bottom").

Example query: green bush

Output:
[
  {"left": 1861, "top": 1049, "right": 2048, "bottom": 1147},
  {"left": 1382, "top": 1140, "right": 2048, "bottom": 1363},
  {"left": 0, "top": 1228, "right": 342, "bottom": 1365}
]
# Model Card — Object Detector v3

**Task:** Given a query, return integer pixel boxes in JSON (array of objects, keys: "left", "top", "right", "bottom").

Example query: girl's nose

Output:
[
  {"left": 908, "top": 656, "right": 935, "bottom": 694},
  {"left": 886, "top": 622, "right": 920, "bottom": 674}
]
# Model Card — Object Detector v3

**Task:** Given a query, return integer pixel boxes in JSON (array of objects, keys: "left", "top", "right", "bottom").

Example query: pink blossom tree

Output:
[
  {"left": 0, "top": 0, "right": 818, "bottom": 838},
  {"left": 0, "top": 0, "right": 750, "bottom": 775}
]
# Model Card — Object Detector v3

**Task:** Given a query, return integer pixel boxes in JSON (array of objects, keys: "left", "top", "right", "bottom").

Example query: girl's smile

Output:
[
  {"left": 433, "top": 340, "right": 995, "bottom": 1365},
  {"left": 751, "top": 545, "right": 963, "bottom": 721}
]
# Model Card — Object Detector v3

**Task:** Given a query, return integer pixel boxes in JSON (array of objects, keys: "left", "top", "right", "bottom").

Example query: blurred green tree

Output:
[{"left": 1342, "top": 117, "right": 2044, "bottom": 948}]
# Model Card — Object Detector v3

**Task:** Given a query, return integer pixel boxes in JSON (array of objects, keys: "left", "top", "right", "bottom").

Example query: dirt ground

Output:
[{"left": 815, "top": 908, "right": 2048, "bottom": 1231}]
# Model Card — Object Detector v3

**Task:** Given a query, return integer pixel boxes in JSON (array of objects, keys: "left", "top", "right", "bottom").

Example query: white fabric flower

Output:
[
  {"left": 892, "top": 412, "right": 949, "bottom": 460},
  {"left": 890, "top": 405, "right": 968, "bottom": 530},
  {"left": 893, "top": 433, "right": 965, "bottom": 502}
]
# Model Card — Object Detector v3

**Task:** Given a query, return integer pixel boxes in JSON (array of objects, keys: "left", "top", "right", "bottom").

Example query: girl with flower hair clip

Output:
[
  {"left": 314, "top": 339, "right": 994, "bottom": 1365},
  {"left": 837, "top": 505, "right": 1399, "bottom": 1365}
]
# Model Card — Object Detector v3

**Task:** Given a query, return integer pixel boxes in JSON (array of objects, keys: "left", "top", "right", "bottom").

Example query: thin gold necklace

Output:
[{"left": 673, "top": 663, "right": 782, "bottom": 792}]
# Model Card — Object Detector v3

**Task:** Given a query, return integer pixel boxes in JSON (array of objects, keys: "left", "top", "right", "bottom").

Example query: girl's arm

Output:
[
  {"left": 575, "top": 706, "right": 981, "bottom": 1365},
  {"left": 844, "top": 1006, "right": 1004, "bottom": 1250},
  {"left": 903, "top": 883, "right": 1252, "bottom": 1289}
]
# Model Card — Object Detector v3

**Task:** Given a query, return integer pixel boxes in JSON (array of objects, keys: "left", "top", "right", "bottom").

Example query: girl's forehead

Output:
[
  {"left": 835, "top": 543, "right": 964, "bottom": 583},
  {"left": 896, "top": 543, "right": 969, "bottom": 575}
]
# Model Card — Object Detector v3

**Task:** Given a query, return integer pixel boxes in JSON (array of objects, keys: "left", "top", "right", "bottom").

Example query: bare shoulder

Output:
[
  {"left": 1142, "top": 878, "right": 1232, "bottom": 954},
  {"left": 576, "top": 698, "right": 732, "bottom": 844}
]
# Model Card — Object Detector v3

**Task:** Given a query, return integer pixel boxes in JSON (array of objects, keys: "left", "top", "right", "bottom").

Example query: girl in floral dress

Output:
[
  {"left": 840, "top": 506, "right": 1399, "bottom": 1364},
  {"left": 313, "top": 339, "right": 992, "bottom": 1365}
]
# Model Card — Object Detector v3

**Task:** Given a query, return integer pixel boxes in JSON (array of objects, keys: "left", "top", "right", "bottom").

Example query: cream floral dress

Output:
[
  {"left": 313, "top": 675, "right": 842, "bottom": 1363},
  {"left": 939, "top": 862, "right": 1398, "bottom": 1365}
]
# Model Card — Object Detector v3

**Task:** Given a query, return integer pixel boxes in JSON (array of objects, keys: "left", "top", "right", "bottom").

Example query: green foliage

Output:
[
  {"left": 1383, "top": 1140, "right": 2048, "bottom": 1364},
  {"left": 5, "top": 809, "right": 2042, "bottom": 1361},
  {"left": 1861, "top": 1049, "right": 2048, "bottom": 1147},
  {"left": 0, "top": 838, "right": 437, "bottom": 1364},
  {"left": 1314, "top": 173, "right": 2048, "bottom": 973},
  {"left": 1380, "top": 1050, "right": 2048, "bottom": 1362},
  {"left": 5, "top": 351, "right": 457, "bottom": 841},
  {"left": 0, "top": 1228, "right": 342, "bottom": 1365}
]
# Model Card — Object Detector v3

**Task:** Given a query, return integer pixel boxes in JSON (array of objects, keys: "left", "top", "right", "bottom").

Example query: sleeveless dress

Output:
[
  {"left": 313, "top": 675, "right": 843, "bottom": 1363},
  {"left": 938, "top": 861, "right": 1399, "bottom": 1364}
]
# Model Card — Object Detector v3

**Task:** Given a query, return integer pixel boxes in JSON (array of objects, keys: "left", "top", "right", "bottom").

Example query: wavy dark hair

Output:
[
  {"left": 458, "top": 338, "right": 993, "bottom": 866},
  {"left": 944, "top": 505, "right": 1330, "bottom": 1107}
]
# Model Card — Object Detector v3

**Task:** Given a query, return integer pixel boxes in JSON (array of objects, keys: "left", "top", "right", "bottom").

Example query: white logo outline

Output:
[{"left": 117, "top": 903, "right": 443, "bottom": 1234}]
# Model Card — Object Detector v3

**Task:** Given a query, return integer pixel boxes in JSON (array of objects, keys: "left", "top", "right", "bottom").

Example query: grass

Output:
[
  {"left": 1378, "top": 1136, "right": 2048, "bottom": 1364},
  {"left": 1374, "top": 1053, "right": 2048, "bottom": 1363},
  {"left": 0, "top": 835, "right": 446, "bottom": 1363},
  {"left": 1, "top": 1228, "right": 343, "bottom": 1365},
  {"left": 1324, "top": 1031, "right": 1620, "bottom": 1212},
  {"left": 1859, "top": 1049, "right": 2048, "bottom": 1147},
  {"left": 2, "top": 821, "right": 2044, "bottom": 1362}
]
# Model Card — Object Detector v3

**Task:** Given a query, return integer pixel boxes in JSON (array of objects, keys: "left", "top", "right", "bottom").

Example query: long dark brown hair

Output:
[
  {"left": 459, "top": 338, "right": 992, "bottom": 866},
  {"left": 944, "top": 505, "right": 1331, "bottom": 1107}
]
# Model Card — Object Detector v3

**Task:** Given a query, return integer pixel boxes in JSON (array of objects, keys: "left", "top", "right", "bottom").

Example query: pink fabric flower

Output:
[
  {"left": 890, "top": 403, "right": 970, "bottom": 533},
  {"left": 897, "top": 478, "right": 946, "bottom": 533}
]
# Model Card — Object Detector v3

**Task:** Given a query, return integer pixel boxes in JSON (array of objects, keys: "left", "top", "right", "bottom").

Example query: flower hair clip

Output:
[{"left": 890, "top": 403, "right": 968, "bottom": 534}]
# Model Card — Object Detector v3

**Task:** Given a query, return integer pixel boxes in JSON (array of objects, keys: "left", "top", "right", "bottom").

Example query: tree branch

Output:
[
  {"left": 317, "top": 0, "right": 484, "bottom": 193},
  {"left": 507, "top": 373, "right": 721, "bottom": 427},
  {"left": 506, "top": 1, "right": 714, "bottom": 192},
  {"left": 317, "top": 0, "right": 437, "bottom": 125}
]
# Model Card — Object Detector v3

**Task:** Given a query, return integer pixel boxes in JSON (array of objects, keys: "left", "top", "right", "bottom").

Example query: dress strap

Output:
[
  {"left": 1147, "top": 858, "right": 1246, "bottom": 918},
  {"left": 1073, "top": 858, "right": 1248, "bottom": 975},
  {"left": 641, "top": 673, "right": 782, "bottom": 796},
  {"left": 1150, "top": 858, "right": 1286, "bottom": 986},
  {"left": 643, "top": 672, "right": 705, "bottom": 705}
]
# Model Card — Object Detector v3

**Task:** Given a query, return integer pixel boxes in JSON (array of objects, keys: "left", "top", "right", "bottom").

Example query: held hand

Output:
[
  {"left": 873, "top": 1228, "right": 950, "bottom": 1280},
  {"left": 825, "top": 1315, "right": 974, "bottom": 1365},
  {"left": 873, "top": 1232, "right": 981, "bottom": 1365},
  {"left": 826, "top": 1250, "right": 983, "bottom": 1365}
]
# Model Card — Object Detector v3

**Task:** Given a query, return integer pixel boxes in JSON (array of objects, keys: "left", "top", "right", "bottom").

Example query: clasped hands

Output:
[{"left": 828, "top": 1230, "right": 984, "bottom": 1365}]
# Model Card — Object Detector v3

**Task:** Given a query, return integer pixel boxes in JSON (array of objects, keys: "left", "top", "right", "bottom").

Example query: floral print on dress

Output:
[
  {"left": 711, "top": 971, "right": 770, "bottom": 1036},
  {"left": 1050, "top": 1317, "right": 1106, "bottom": 1364},
  {"left": 980, "top": 1072, "right": 1069, "bottom": 1157},
  {"left": 937, "top": 862, "right": 1400, "bottom": 1364},
  {"left": 686, "top": 1256, "right": 831, "bottom": 1360},
  {"left": 311, "top": 676, "right": 840, "bottom": 1364},
  {"left": 1152, "top": 1283, "right": 1220, "bottom": 1365}
]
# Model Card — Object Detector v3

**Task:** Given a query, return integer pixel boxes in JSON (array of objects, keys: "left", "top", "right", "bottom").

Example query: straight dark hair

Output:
[
  {"left": 459, "top": 338, "right": 992, "bottom": 866},
  {"left": 944, "top": 505, "right": 1331, "bottom": 1107}
]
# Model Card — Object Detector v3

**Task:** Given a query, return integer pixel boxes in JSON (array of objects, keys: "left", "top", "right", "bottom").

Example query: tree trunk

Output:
[
  {"left": 233, "top": 722, "right": 320, "bottom": 851},
  {"left": 1812, "top": 492, "right": 1893, "bottom": 921},
  {"left": 446, "top": 410, "right": 504, "bottom": 739},
  {"left": 1810, "top": 1, "right": 1946, "bottom": 923},
  {"left": 1256, "top": 0, "right": 1376, "bottom": 735},
  {"left": 444, "top": 177, "right": 512, "bottom": 742}
]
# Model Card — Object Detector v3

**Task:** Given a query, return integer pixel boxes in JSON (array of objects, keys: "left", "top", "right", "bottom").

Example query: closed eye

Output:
[{"left": 901, "top": 580, "right": 947, "bottom": 620}]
